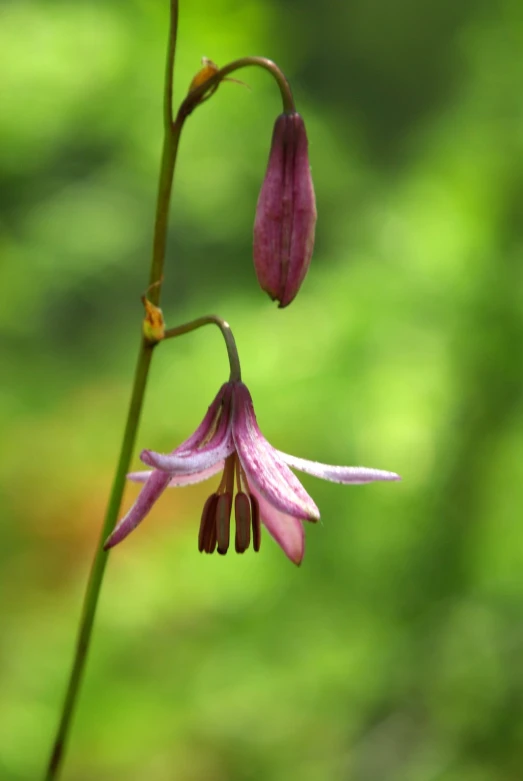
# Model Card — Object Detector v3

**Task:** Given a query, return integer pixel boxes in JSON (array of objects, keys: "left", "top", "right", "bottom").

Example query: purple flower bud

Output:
[{"left": 253, "top": 112, "right": 317, "bottom": 308}]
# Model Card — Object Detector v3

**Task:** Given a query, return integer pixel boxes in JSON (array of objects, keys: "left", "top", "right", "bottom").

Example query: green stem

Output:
[
  {"left": 163, "top": 1, "right": 178, "bottom": 132},
  {"left": 43, "top": 3, "right": 181, "bottom": 778},
  {"left": 164, "top": 315, "right": 242, "bottom": 381},
  {"left": 43, "top": 342, "right": 153, "bottom": 781},
  {"left": 149, "top": 0, "right": 181, "bottom": 304},
  {"left": 179, "top": 55, "right": 296, "bottom": 119}
]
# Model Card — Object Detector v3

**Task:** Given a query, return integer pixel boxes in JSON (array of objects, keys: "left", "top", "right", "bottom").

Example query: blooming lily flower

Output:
[{"left": 104, "top": 382, "right": 400, "bottom": 564}]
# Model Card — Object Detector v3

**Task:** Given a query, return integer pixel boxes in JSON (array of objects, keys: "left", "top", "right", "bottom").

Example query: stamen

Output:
[
  {"left": 207, "top": 518, "right": 217, "bottom": 553},
  {"left": 237, "top": 461, "right": 250, "bottom": 494},
  {"left": 198, "top": 494, "right": 218, "bottom": 553},
  {"left": 224, "top": 454, "right": 236, "bottom": 493},
  {"left": 216, "top": 492, "right": 232, "bottom": 555},
  {"left": 217, "top": 453, "right": 236, "bottom": 494},
  {"left": 250, "top": 493, "right": 261, "bottom": 552},
  {"left": 235, "top": 457, "right": 244, "bottom": 491},
  {"left": 235, "top": 492, "right": 251, "bottom": 553}
]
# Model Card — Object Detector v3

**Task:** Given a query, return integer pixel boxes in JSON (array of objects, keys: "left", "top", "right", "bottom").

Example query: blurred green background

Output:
[{"left": 2, "top": 0, "right": 523, "bottom": 779}]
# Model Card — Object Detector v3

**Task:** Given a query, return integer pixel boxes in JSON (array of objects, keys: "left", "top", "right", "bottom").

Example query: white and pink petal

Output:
[
  {"left": 127, "top": 461, "right": 225, "bottom": 487},
  {"left": 141, "top": 387, "right": 234, "bottom": 474},
  {"left": 278, "top": 452, "right": 401, "bottom": 485},
  {"left": 141, "top": 441, "right": 234, "bottom": 475},
  {"left": 104, "top": 470, "right": 172, "bottom": 549},
  {"left": 249, "top": 484, "right": 305, "bottom": 566},
  {"left": 232, "top": 383, "right": 319, "bottom": 521},
  {"left": 169, "top": 383, "right": 230, "bottom": 456}
]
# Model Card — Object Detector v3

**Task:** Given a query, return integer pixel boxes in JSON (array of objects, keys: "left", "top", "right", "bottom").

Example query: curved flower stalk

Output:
[{"left": 105, "top": 382, "right": 400, "bottom": 565}]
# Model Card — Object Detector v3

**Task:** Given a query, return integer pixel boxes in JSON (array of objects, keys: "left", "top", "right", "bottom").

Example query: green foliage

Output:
[{"left": 2, "top": 0, "right": 523, "bottom": 779}]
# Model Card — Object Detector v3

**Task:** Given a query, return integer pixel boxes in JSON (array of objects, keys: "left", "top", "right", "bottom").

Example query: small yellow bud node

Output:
[
  {"left": 188, "top": 57, "right": 220, "bottom": 95},
  {"left": 187, "top": 57, "right": 251, "bottom": 107},
  {"left": 142, "top": 296, "right": 165, "bottom": 343}
]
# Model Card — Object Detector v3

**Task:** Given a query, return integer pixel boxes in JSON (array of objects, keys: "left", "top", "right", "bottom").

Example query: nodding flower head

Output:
[
  {"left": 253, "top": 112, "right": 317, "bottom": 308},
  {"left": 105, "top": 382, "right": 399, "bottom": 565}
]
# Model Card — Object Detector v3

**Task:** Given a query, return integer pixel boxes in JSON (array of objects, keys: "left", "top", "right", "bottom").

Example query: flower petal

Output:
[
  {"left": 232, "top": 383, "right": 319, "bottom": 520},
  {"left": 172, "top": 383, "right": 229, "bottom": 455},
  {"left": 104, "top": 470, "right": 171, "bottom": 549},
  {"left": 278, "top": 453, "right": 401, "bottom": 485},
  {"left": 141, "top": 385, "right": 235, "bottom": 474},
  {"left": 249, "top": 483, "right": 305, "bottom": 566},
  {"left": 141, "top": 443, "right": 233, "bottom": 475},
  {"left": 127, "top": 461, "right": 225, "bottom": 487}
]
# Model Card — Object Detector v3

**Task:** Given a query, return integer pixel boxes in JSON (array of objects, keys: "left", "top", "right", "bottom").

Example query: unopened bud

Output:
[
  {"left": 141, "top": 295, "right": 165, "bottom": 343},
  {"left": 188, "top": 57, "right": 219, "bottom": 94},
  {"left": 253, "top": 112, "right": 317, "bottom": 308}
]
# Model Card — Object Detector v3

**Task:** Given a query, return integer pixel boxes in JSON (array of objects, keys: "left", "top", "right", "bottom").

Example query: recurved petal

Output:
[
  {"left": 141, "top": 387, "right": 235, "bottom": 474},
  {"left": 249, "top": 484, "right": 305, "bottom": 565},
  {"left": 277, "top": 453, "right": 401, "bottom": 484},
  {"left": 104, "top": 470, "right": 171, "bottom": 549},
  {"left": 141, "top": 440, "right": 233, "bottom": 475},
  {"left": 171, "top": 383, "right": 229, "bottom": 456},
  {"left": 232, "top": 383, "right": 319, "bottom": 520},
  {"left": 127, "top": 461, "right": 225, "bottom": 486}
]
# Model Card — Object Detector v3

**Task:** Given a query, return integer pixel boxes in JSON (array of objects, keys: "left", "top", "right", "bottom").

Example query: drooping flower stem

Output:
[
  {"left": 43, "top": 3, "right": 181, "bottom": 779},
  {"left": 180, "top": 56, "right": 296, "bottom": 118},
  {"left": 164, "top": 315, "right": 242, "bottom": 381}
]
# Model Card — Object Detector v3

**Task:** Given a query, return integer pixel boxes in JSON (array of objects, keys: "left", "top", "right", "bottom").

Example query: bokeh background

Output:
[{"left": 2, "top": 0, "right": 523, "bottom": 779}]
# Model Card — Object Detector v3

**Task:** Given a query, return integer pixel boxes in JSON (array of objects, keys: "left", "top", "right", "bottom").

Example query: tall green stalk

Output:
[
  {"left": 42, "top": 6, "right": 299, "bottom": 775},
  {"left": 43, "top": 3, "right": 180, "bottom": 778}
]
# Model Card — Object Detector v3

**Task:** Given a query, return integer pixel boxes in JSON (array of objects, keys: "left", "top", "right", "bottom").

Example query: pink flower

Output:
[
  {"left": 104, "top": 382, "right": 399, "bottom": 565},
  {"left": 253, "top": 112, "right": 317, "bottom": 308}
]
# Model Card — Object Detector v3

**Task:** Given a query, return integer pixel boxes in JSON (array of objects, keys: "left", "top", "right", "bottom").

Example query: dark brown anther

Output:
[
  {"left": 250, "top": 494, "right": 261, "bottom": 552},
  {"left": 216, "top": 493, "right": 232, "bottom": 555},
  {"left": 198, "top": 494, "right": 218, "bottom": 553},
  {"left": 208, "top": 517, "right": 217, "bottom": 553},
  {"left": 235, "top": 492, "right": 251, "bottom": 553}
]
